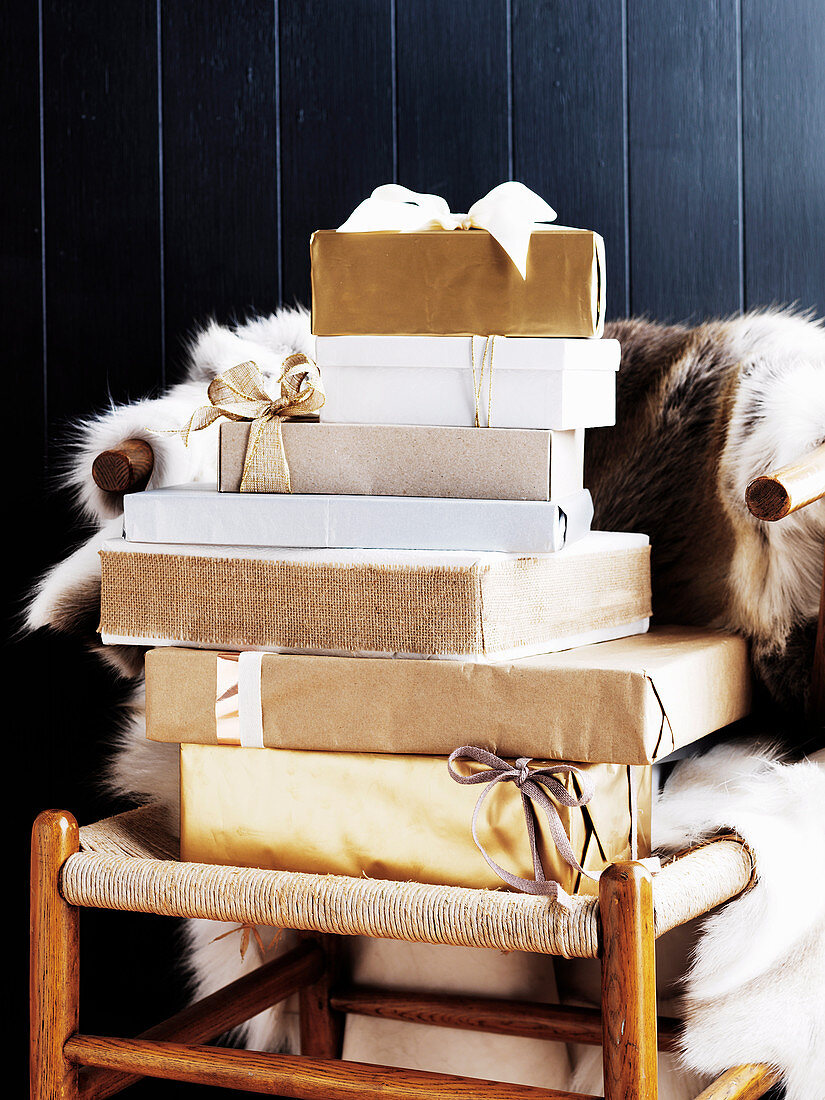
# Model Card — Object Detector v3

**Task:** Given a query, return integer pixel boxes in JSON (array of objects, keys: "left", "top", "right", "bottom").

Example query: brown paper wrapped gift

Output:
[
  {"left": 146, "top": 626, "right": 751, "bottom": 765},
  {"left": 310, "top": 228, "right": 604, "bottom": 338},
  {"left": 179, "top": 744, "right": 650, "bottom": 898},
  {"left": 219, "top": 421, "right": 584, "bottom": 500}
]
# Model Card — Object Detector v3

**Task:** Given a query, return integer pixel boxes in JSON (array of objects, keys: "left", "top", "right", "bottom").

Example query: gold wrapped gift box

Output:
[
  {"left": 310, "top": 228, "right": 605, "bottom": 338},
  {"left": 179, "top": 744, "right": 650, "bottom": 897}
]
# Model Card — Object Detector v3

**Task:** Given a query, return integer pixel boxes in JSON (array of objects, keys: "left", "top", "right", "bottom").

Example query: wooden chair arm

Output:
[
  {"left": 92, "top": 438, "right": 154, "bottom": 494},
  {"left": 746, "top": 440, "right": 825, "bottom": 521}
]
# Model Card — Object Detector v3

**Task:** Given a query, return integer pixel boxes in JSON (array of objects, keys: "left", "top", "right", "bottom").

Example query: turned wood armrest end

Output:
[
  {"left": 92, "top": 438, "right": 155, "bottom": 494},
  {"left": 745, "top": 440, "right": 825, "bottom": 521}
]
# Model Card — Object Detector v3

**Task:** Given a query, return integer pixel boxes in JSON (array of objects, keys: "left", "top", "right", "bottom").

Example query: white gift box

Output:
[
  {"left": 122, "top": 484, "right": 594, "bottom": 553},
  {"left": 315, "top": 335, "right": 620, "bottom": 429}
]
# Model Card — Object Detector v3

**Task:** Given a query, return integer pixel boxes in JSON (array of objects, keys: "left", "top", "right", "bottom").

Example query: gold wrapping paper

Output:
[
  {"left": 145, "top": 626, "right": 751, "bottom": 764},
  {"left": 179, "top": 744, "right": 650, "bottom": 896},
  {"left": 100, "top": 539, "right": 651, "bottom": 659},
  {"left": 310, "top": 229, "right": 605, "bottom": 338}
]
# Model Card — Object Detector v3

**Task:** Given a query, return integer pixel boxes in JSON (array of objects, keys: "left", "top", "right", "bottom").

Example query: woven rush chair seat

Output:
[
  {"left": 33, "top": 803, "right": 780, "bottom": 1100},
  {"left": 64, "top": 804, "right": 753, "bottom": 960}
]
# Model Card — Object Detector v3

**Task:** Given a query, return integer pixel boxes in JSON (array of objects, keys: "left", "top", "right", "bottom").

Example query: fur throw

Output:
[
  {"left": 570, "top": 744, "right": 825, "bottom": 1100},
  {"left": 26, "top": 305, "right": 825, "bottom": 1094}
]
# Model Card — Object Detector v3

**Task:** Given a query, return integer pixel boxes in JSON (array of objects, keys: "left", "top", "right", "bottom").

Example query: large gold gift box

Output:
[
  {"left": 310, "top": 228, "right": 605, "bottom": 338},
  {"left": 179, "top": 744, "right": 650, "bottom": 897}
]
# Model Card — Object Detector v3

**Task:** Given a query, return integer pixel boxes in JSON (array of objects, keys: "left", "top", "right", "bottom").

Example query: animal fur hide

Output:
[
  {"left": 569, "top": 743, "right": 825, "bottom": 1100},
  {"left": 26, "top": 305, "right": 825, "bottom": 1095}
]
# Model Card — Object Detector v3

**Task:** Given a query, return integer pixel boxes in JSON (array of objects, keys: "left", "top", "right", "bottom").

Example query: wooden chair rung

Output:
[
  {"left": 745, "top": 439, "right": 825, "bottom": 521},
  {"left": 329, "top": 984, "right": 681, "bottom": 1052},
  {"left": 78, "top": 939, "right": 324, "bottom": 1100},
  {"left": 65, "top": 1035, "right": 601, "bottom": 1099},
  {"left": 692, "top": 1062, "right": 782, "bottom": 1099}
]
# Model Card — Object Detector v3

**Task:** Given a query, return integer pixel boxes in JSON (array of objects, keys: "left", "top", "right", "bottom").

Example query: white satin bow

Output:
[{"left": 337, "top": 182, "right": 557, "bottom": 279}]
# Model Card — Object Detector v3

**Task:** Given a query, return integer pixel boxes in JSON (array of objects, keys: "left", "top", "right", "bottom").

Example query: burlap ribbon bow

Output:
[
  {"left": 178, "top": 356, "right": 325, "bottom": 492},
  {"left": 447, "top": 746, "right": 598, "bottom": 908}
]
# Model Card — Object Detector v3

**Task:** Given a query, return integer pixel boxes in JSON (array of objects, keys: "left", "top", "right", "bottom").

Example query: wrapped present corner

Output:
[
  {"left": 311, "top": 184, "right": 605, "bottom": 338},
  {"left": 179, "top": 743, "right": 651, "bottom": 899},
  {"left": 146, "top": 625, "right": 750, "bottom": 764},
  {"left": 101, "top": 530, "right": 651, "bottom": 660}
]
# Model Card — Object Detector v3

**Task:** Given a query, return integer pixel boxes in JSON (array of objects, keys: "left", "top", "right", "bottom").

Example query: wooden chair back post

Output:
[{"left": 746, "top": 440, "right": 825, "bottom": 728}]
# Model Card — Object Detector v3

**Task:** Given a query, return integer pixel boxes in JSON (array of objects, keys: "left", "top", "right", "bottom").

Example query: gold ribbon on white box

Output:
[
  {"left": 337, "top": 182, "right": 558, "bottom": 279},
  {"left": 215, "top": 652, "right": 265, "bottom": 748}
]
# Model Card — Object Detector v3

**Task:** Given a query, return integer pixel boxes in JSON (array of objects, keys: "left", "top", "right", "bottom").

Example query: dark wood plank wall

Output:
[{"left": 7, "top": 1, "right": 825, "bottom": 1093}]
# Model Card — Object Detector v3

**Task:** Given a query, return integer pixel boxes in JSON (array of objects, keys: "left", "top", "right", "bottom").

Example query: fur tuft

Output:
[{"left": 659, "top": 745, "right": 825, "bottom": 1099}]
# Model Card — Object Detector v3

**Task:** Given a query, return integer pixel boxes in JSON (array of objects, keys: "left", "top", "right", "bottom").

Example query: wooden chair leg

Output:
[
  {"left": 31, "top": 810, "right": 81, "bottom": 1100},
  {"left": 600, "top": 862, "right": 658, "bottom": 1100},
  {"left": 298, "top": 933, "right": 345, "bottom": 1059}
]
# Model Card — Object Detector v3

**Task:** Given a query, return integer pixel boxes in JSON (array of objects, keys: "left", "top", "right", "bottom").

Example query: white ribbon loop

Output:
[
  {"left": 215, "top": 652, "right": 265, "bottom": 748},
  {"left": 337, "top": 181, "right": 557, "bottom": 279}
]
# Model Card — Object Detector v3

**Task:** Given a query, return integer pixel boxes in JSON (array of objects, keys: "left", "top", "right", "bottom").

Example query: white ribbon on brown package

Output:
[{"left": 215, "top": 652, "right": 264, "bottom": 748}]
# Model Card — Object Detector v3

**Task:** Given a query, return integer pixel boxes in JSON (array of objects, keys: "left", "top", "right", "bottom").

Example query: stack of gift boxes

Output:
[{"left": 98, "top": 186, "right": 751, "bottom": 903}]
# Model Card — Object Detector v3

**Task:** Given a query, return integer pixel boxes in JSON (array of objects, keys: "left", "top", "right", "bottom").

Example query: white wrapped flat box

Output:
[
  {"left": 315, "top": 335, "right": 620, "bottom": 429},
  {"left": 122, "top": 484, "right": 594, "bottom": 554}
]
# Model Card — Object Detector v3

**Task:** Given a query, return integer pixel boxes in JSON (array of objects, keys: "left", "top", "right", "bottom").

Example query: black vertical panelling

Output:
[
  {"left": 161, "top": 0, "right": 279, "bottom": 371},
  {"left": 3, "top": 4, "right": 45, "bottom": 1087},
  {"left": 279, "top": 0, "right": 394, "bottom": 306},
  {"left": 511, "top": 0, "right": 627, "bottom": 318},
  {"left": 395, "top": 0, "right": 510, "bottom": 211},
  {"left": 38, "top": 9, "right": 199, "bottom": 1096},
  {"left": 42, "top": 0, "right": 163, "bottom": 436},
  {"left": 40, "top": 0, "right": 164, "bottom": 823},
  {"left": 627, "top": 1, "right": 741, "bottom": 321},
  {"left": 742, "top": 0, "right": 825, "bottom": 315},
  {"left": 40, "top": 0, "right": 163, "bottom": 813},
  {"left": 1, "top": 4, "right": 43, "bottom": 474}
]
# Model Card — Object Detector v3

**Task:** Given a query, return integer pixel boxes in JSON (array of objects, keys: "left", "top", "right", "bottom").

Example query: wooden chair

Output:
[{"left": 30, "top": 440, "right": 825, "bottom": 1100}]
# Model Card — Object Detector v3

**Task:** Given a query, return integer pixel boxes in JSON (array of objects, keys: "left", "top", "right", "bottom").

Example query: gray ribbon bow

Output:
[{"left": 447, "top": 746, "right": 598, "bottom": 907}]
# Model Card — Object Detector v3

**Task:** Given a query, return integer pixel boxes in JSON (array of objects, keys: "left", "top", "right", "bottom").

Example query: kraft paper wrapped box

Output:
[
  {"left": 178, "top": 745, "right": 650, "bottom": 898},
  {"left": 146, "top": 626, "right": 751, "bottom": 764},
  {"left": 315, "top": 336, "right": 619, "bottom": 430},
  {"left": 100, "top": 530, "right": 652, "bottom": 661},
  {"left": 218, "top": 422, "right": 585, "bottom": 501},
  {"left": 310, "top": 228, "right": 605, "bottom": 338}
]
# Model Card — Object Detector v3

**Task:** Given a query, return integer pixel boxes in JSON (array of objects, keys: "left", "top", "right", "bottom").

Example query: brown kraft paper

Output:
[
  {"left": 145, "top": 626, "right": 751, "bottom": 765},
  {"left": 219, "top": 421, "right": 578, "bottom": 500}
]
